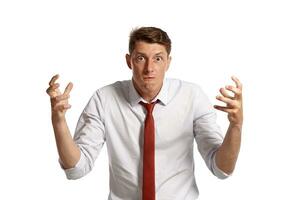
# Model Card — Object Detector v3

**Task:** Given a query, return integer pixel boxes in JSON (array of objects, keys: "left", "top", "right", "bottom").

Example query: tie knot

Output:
[{"left": 140, "top": 101, "right": 157, "bottom": 114}]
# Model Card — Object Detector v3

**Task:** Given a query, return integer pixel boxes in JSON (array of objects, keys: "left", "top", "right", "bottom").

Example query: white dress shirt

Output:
[{"left": 60, "top": 78, "right": 230, "bottom": 200}]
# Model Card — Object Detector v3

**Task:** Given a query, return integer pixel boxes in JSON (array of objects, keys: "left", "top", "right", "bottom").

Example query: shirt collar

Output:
[{"left": 128, "top": 79, "right": 169, "bottom": 106}]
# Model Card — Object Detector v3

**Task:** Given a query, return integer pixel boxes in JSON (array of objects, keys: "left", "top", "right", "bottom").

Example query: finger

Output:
[
  {"left": 54, "top": 94, "right": 70, "bottom": 101},
  {"left": 64, "top": 104, "right": 72, "bottom": 109},
  {"left": 214, "top": 105, "right": 233, "bottom": 113},
  {"left": 51, "top": 95, "right": 69, "bottom": 107},
  {"left": 52, "top": 83, "right": 60, "bottom": 89},
  {"left": 231, "top": 76, "right": 242, "bottom": 89},
  {"left": 52, "top": 104, "right": 72, "bottom": 112},
  {"left": 52, "top": 102, "right": 72, "bottom": 111},
  {"left": 46, "top": 83, "right": 60, "bottom": 96},
  {"left": 48, "top": 83, "right": 60, "bottom": 92},
  {"left": 225, "top": 85, "right": 242, "bottom": 97},
  {"left": 219, "top": 88, "right": 233, "bottom": 99},
  {"left": 49, "top": 74, "right": 59, "bottom": 86},
  {"left": 63, "top": 82, "right": 73, "bottom": 95},
  {"left": 216, "top": 95, "right": 236, "bottom": 107},
  {"left": 51, "top": 96, "right": 69, "bottom": 107}
]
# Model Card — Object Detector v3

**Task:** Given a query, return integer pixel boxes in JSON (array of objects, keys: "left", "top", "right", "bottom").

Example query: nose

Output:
[{"left": 144, "top": 60, "right": 154, "bottom": 73}]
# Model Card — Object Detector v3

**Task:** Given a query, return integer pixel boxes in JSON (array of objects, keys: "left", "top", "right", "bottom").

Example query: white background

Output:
[{"left": 1, "top": 0, "right": 299, "bottom": 199}]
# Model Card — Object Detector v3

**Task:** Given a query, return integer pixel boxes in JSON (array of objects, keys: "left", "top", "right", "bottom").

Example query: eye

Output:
[
  {"left": 154, "top": 56, "right": 163, "bottom": 62},
  {"left": 136, "top": 56, "right": 145, "bottom": 62}
]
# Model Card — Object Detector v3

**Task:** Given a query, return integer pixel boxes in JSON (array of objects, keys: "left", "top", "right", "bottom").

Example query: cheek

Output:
[
  {"left": 159, "top": 64, "right": 168, "bottom": 73},
  {"left": 132, "top": 66, "right": 143, "bottom": 77}
]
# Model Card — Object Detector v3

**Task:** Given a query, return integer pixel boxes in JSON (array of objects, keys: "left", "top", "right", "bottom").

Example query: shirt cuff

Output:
[
  {"left": 212, "top": 153, "right": 232, "bottom": 179},
  {"left": 58, "top": 152, "right": 86, "bottom": 180}
]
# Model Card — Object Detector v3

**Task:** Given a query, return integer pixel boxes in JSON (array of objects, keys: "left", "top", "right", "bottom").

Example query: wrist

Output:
[
  {"left": 51, "top": 113, "right": 66, "bottom": 124},
  {"left": 229, "top": 122, "right": 243, "bottom": 130}
]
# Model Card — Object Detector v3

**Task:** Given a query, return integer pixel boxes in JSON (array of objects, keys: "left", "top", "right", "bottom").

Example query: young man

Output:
[{"left": 46, "top": 27, "right": 243, "bottom": 200}]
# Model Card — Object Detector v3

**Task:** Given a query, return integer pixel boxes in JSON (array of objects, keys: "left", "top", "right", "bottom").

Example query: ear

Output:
[
  {"left": 126, "top": 54, "right": 132, "bottom": 69},
  {"left": 165, "top": 56, "right": 172, "bottom": 71}
]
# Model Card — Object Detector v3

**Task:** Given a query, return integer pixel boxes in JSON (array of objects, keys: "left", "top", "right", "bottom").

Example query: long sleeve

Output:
[
  {"left": 59, "top": 90, "right": 106, "bottom": 180},
  {"left": 193, "top": 87, "right": 230, "bottom": 179}
]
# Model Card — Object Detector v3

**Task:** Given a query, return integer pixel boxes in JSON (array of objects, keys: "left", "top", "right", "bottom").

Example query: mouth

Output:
[{"left": 143, "top": 76, "right": 155, "bottom": 80}]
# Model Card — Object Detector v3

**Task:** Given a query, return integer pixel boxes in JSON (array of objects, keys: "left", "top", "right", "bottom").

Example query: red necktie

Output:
[{"left": 140, "top": 102, "right": 157, "bottom": 200}]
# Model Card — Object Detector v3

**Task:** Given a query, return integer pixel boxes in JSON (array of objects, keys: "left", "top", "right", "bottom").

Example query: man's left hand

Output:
[{"left": 214, "top": 76, "right": 243, "bottom": 127}]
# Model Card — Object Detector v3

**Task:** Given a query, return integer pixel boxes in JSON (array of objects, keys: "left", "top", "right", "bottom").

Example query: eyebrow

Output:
[
  {"left": 154, "top": 52, "right": 164, "bottom": 56},
  {"left": 135, "top": 52, "right": 165, "bottom": 56},
  {"left": 135, "top": 52, "right": 146, "bottom": 56}
]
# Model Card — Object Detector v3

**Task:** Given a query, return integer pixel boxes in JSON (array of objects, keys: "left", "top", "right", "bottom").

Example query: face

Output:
[{"left": 126, "top": 41, "right": 171, "bottom": 97}]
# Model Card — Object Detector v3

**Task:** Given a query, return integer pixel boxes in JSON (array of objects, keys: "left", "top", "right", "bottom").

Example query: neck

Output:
[{"left": 132, "top": 80, "right": 162, "bottom": 103}]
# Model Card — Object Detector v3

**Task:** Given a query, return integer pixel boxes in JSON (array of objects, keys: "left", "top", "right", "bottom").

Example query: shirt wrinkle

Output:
[{"left": 59, "top": 78, "right": 230, "bottom": 200}]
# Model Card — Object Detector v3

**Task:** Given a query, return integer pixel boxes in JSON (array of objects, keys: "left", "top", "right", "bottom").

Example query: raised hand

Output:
[
  {"left": 46, "top": 74, "right": 73, "bottom": 119},
  {"left": 214, "top": 76, "right": 243, "bottom": 126}
]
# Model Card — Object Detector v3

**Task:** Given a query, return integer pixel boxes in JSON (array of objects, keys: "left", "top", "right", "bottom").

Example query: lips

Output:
[{"left": 144, "top": 77, "right": 155, "bottom": 80}]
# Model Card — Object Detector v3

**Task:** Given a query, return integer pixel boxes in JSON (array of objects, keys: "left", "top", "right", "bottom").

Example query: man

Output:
[{"left": 46, "top": 27, "right": 243, "bottom": 200}]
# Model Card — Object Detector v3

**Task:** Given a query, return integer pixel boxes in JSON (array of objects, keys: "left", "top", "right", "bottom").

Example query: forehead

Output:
[{"left": 132, "top": 41, "right": 168, "bottom": 55}]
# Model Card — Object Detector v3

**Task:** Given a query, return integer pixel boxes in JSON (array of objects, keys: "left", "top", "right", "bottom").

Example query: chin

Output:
[{"left": 143, "top": 82, "right": 155, "bottom": 89}]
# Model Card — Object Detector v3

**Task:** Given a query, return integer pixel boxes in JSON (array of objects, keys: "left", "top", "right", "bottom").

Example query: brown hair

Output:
[{"left": 129, "top": 27, "right": 172, "bottom": 55}]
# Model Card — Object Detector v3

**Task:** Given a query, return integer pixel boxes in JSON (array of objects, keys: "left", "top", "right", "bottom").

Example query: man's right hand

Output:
[
  {"left": 46, "top": 74, "right": 73, "bottom": 120},
  {"left": 46, "top": 75, "right": 80, "bottom": 169}
]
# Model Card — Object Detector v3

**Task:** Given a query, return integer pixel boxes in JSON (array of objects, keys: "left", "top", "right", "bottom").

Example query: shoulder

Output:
[
  {"left": 166, "top": 78, "right": 206, "bottom": 96},
  {"left": 86, "top": 80, "right": 130, "bottom": 105},
  {"left": 83, "top": 80, "right": 130, "bottom": 112},
  {"left": 94, "top": 80, "right": 130, "bottom": 95}
]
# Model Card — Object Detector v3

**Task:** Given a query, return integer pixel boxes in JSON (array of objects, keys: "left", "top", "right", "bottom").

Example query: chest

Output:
[{"left": 104, "top": 99, "right": 195, "bottom": 147}]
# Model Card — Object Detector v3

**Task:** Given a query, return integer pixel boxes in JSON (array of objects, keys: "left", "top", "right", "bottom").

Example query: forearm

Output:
[
  {"left": 52, "top": 115, "right": 81, "bottom": 169},
  {"left": 215, "top": 123, "right": 242, "bottom": 174}
]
